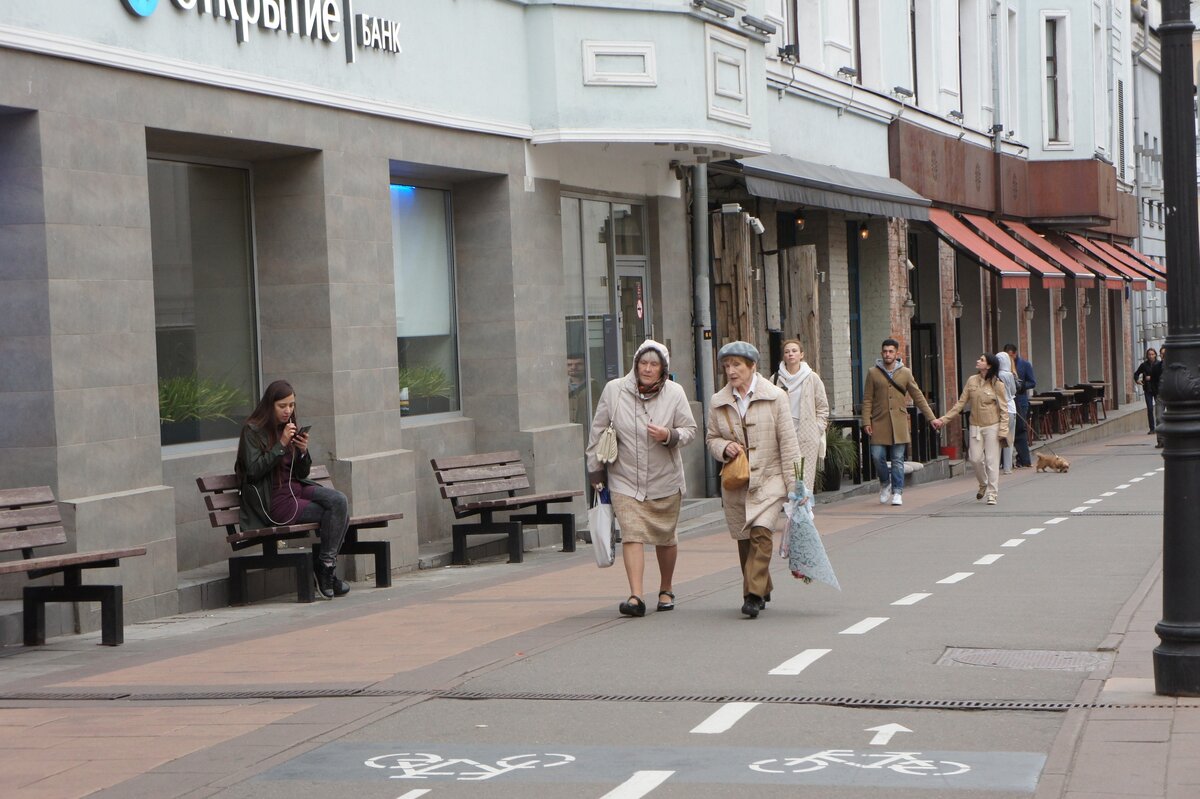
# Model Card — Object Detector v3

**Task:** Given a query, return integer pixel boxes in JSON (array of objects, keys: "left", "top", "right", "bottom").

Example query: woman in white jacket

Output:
[
  {"left": 771, "top": 339, "right": 829, "bottom": 485},
  {"left": 587, "top": 340, "right": 697, "bottom": 618},
  {"left": 996, "top": 351, "right": 1018, "bottom": 475}
]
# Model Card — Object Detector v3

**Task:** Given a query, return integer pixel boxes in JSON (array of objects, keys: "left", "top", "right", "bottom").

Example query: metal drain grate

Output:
[
  {"left": 0, "top": 686, "right": 1191, "bottom": 712},
  {"left": 932, "top": 510, "right": 1161, "bottom": 517},
  {"left": 937, "top": 648, "right": 1114, "bottom": 672}
]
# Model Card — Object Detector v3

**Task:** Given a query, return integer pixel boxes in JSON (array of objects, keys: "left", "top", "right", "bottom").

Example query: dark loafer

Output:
[
  {"left": 656, "top": 591, "right": 675, "bottom": 611},
  {"left": 741, "top": 594, "right": 761, "bottom": 619},
  {"left": 619, "top": 596, "right": 646, "bottom": 617}
]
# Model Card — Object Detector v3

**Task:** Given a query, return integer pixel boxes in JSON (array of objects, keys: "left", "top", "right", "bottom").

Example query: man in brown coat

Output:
[{"left": 861, "top": 338, "right": 941, "bottom": 507}]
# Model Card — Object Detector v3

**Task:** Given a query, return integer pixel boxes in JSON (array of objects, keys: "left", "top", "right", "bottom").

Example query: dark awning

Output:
[
  {"left": 733, "top": 154, "right": 932, "bottom": 221},
  {"left": 928, "top": 208, "right": 1031, "bottom": 289}
]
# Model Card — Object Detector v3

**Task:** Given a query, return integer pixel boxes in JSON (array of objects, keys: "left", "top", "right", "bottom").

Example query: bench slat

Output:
[
  {"left": 0, "top": 546, "right": 147, "bottom": 576},
  {"left": 440, "top": 477, "right": 530, "bottom": 499},
  {"left": 197, "top": 473, "right": 239, "bottom": 492},
  {"left": 226, "top": 523, "right": 318, "bottom": 545},
  {"left": 208, "top": 508, "right": 242, "bottom": 527},
  {"left": 435, "top": 463, "right": 528, "bottom": 484},
  {"left": 0, "top": 504, "right": 63, "bottom": 532},
  {"left": 0, "top": 526, "right": 68, "bottom": 553},
  {"left": 0, "top": 486, "right": 55, "bottom": 508},
  {"left": 204, "top": 492, "right": 241, "bottom": 512},
  {"left": 431, "top": 450, "right": 522, "bottom": 471},
  {"left": 458, "top": 491, "right": 581, "bottom": 512}
]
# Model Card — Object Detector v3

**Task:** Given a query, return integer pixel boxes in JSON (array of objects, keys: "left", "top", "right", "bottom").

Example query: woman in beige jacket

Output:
[
  {"left": 587, "top": 340, "right": 697, "bottom": 617},
  {"left": 770, "top": 339, "right": 829, "bottom": 484},
  {"left": 937, "top": 353, "right": 1010, "bottom": 506},
  {"left": 706, "top": 341, "right": 801, "bottom": 618}
]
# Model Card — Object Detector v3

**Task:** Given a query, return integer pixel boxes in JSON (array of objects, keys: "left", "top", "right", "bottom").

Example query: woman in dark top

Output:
[
  {"left": 235, "top": 379, "right": 350, "bottom": 599},
  {"left": 1134, "top": 348, "right": 1160, "bottom": 433}
]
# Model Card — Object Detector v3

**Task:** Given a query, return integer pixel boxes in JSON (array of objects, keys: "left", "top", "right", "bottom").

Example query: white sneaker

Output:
[
  {"left": 879, "top": 485, "right": 892, "bottom": 504},
  {"left": 986, "top": 495, "right": 997, "bottom": 505},
  {"left": 891, "top": 493, "right": 903, "bottom": 506}
]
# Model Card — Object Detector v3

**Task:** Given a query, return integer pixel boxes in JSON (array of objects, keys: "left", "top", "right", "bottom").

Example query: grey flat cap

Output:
[{"left": 717, "top": 340, "right": 759, "bottom": 364}]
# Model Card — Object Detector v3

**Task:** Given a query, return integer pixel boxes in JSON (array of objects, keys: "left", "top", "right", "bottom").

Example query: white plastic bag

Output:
[{"left": 589, "top": 490, "right": 616, "bottom": 568}]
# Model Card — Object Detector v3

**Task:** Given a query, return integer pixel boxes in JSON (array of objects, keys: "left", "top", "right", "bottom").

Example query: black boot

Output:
[
  {"left": 315, "top": 563, "right": 350, "bottom": 599},
  {"left": 741, "top": 594, "right": 761, "bottom": 619}
]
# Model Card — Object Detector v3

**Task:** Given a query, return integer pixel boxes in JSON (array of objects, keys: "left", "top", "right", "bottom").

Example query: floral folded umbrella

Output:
[{"left": 781, "top": 459, "right": 840, "bottom": 590}]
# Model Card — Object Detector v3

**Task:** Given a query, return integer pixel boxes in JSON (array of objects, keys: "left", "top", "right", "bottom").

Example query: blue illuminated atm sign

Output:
[{"left": 120, "top": 0, "right": 401, "bottom": 62}]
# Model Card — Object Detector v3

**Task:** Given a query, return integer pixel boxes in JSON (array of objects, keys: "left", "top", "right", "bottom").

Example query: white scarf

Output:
[{"left": 776, "top": 361, "right": 812, "bottom": 420}]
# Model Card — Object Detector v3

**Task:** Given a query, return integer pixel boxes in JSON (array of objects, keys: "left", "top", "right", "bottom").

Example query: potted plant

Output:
[
  {"left": 818, "top": 426, "right": 859, "bottom": 492},
  {"left": 398, "top": 366, "right": 454, "bottom": 415},
  {"left": 158, "top": 375, "right": 248, "bottom": 444}
]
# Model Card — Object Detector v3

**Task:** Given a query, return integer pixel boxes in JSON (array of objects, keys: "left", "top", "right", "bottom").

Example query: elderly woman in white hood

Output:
[
  {"left": 770, "top": 339, "right": 829, "bottom": 484},
  {"left": 996, "top": 351, "right": 1018, "bottom": 475},
  {"left": 587, "top": 340, "right": 697, "bottom": 618}
]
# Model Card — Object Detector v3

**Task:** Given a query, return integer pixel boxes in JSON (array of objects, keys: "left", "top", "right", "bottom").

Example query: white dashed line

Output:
[
  {"left": 1002, "top": 539, "right": 1025, "bottom": 547},
  {"left": 691, "top": 702, "right": 760, "bottom": 734},
  {"left": 1023, "top": 528, "right": 1044, "bottom": 536},
  {"left": 1101, "top": 492, "right": 1116, "bottom": 497},
  {"left": 975, "top": 554, "right": 1004, "bottom": 565},
  {"left": 1045, "top": 517, "right": 1068, "bottom": 524},
  {"left": 840, "top": 617, "right": 889, "bottom": 635},
  {"left": 769, "top": 648, "right": 831, "bottom": 676},
  {"left": 396, "top": 791, "right": 432, "bottom": 799},
  {"left": 1115, "top": 484, "right": 1131, "bottom": 489},
  {"left": 601, "top": 771, "right": 675, "bottom": 798},
  {"left": 1157, "top": 467, "right": 1165, "bottom": 472},
  {"left": 1130, "top": 477, "right": 1144, "bottom": 483},
  {"left": 1143, "top": 472, "right": 1158, "bottom": 477},
  {"left": 892, "top": 592, "right": 932, "bottom": 605},
  {"left": 1084, "top": 499, "right": 1103, "bottom": 504},
  {"left": 938, "top": 572, "right": 974, "bottom": 584},
  {"left": 1070, "top": 506, "right": 1091, "bottom": 513}
]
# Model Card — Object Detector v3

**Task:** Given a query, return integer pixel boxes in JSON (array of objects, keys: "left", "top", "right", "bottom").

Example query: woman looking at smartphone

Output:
[{"left": 235, "top": 379, "right": 350, "bottom": 599}]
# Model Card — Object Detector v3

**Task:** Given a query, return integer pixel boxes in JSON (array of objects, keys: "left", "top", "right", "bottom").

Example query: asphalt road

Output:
[{"left": 202, "top": 435, "right": 1163, "bottom": 798}]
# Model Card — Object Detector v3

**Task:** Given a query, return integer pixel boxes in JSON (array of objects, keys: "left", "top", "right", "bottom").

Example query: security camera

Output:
[{"left": 748, "top": 216, "right": 766, "bottom": 235}]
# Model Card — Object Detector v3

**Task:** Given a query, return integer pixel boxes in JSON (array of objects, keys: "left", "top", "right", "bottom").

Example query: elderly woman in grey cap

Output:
[
  {"left": 706, "top": 341, "right": 800, "bottom": 618},
  {"left": 587, "top": 340, "right": 697, "bottom": 617}
]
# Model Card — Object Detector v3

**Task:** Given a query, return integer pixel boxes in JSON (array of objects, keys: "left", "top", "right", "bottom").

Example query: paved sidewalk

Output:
[{"left": 1035, "top": 559, "right": 1200, "bottom": 799}]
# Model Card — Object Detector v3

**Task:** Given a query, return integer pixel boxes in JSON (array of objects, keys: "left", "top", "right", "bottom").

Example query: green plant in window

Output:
[
  {"left": 158, "top": 375, "right": 248, "bottom": 423},
  {"left": 397, "top": 366, "right": 454, "bottom": 399},
  {"left": 816, "top": 426, "right": 859, "bottom": 492}
]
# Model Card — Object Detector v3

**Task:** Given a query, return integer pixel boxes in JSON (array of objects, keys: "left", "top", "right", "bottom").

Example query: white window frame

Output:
[{"left": 1041, "top": 11, "right": 1073, "bottom": 149}]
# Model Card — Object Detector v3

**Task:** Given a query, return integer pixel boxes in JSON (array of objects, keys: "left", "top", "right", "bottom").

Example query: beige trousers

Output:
[
  {"left": 738, "top": 526, "right": 775, "bottom": 599},
  {"left": 969, "top": 423, "right": 1002, "bottom": 500}
]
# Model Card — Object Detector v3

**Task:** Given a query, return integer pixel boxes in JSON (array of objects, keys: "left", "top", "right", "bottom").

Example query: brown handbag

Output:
[{"left": 720, "top": 407, "right": 750, "bottom": 490}]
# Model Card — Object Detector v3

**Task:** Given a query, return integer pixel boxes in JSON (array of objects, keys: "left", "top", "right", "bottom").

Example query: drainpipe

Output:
[
  {"left": 1131, "top": 0, "right": 1151, "bottom": 357},
  {"left": 691, "top": 163, "right": 718, "bottom": 497}
]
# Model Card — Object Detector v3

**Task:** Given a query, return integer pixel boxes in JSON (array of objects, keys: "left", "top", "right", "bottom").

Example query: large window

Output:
[
  {"left": 391, "top": 184, "right": 460, "bottom": 416},
  {"left": 1043, "top": 15, "right": 1070, "bottom": 145},
  {"left": 150, "top": 160, "right": 257, "bottom": 446}
]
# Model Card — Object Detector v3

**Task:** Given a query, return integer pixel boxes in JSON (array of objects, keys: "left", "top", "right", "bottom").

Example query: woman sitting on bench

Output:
[{"left": 235, "top": 379, "right": 350, "bottom": 599}]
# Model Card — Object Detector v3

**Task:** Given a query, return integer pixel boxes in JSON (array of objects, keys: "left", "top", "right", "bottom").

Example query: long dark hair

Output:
[
  {"left": 235, "top": 380, "right": 297, "bottom": 480},
  {"left": 980, "top": 353, "right": 1000, "bottom": 383}
]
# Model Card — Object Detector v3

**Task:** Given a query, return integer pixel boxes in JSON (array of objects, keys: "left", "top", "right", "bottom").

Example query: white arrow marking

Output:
[{"left": 865, "top": 723, "right": 912, "bottom": 746}]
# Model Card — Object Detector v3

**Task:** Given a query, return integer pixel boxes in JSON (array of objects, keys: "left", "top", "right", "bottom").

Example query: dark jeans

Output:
[
  {"left": 1144, "top": 392, "right": 1156, "bottom": 432},
  {"left": 870, "top": 442, "right": 906, "bottom": 493},
  {"left": 1014, "top": 395, "right": 1031, "bottom": 467},
  {"left": 296, "top": 485, "right": 349, "bottom": 567}
]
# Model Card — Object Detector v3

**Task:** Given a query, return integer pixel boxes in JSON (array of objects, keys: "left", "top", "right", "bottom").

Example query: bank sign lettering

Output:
[{"left": 120, "top": 0, "right": 400, "bottom": 62}]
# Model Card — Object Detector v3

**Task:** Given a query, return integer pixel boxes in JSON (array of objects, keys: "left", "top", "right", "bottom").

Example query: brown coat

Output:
[
  {"left": 861, "top": 362, "right": 936, "bottom": 445},
  {"left": 706, "top": 375, "right": 801, "bottom": 539}
]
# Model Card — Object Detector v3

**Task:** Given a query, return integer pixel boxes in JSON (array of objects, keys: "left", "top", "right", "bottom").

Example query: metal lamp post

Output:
[{"left": 1154, "top": 0, "right": 1200, "bottom": 696}]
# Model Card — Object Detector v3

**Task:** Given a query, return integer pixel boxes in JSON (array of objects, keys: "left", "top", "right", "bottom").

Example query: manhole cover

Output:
[{"left": 936, "top": 648, "right": 1114, "bottom": 672}]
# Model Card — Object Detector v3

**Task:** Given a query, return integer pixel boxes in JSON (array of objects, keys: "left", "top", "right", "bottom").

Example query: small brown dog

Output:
[{"left": 1036, "top": 453, "right": 1070, "bottom": 473}]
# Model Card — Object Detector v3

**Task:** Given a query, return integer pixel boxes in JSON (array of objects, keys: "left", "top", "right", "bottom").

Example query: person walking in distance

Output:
[
  {"left": 861, "top": 339, "right": 940, "bottom": 507},
  {"left": 1002, "top": 343, "right": 1036, "bottom": 468},
  {"left": 1134, "top": 347, "right": 1160, "bottom": 435}
]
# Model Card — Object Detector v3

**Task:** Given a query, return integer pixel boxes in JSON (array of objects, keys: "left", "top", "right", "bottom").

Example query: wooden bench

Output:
[
  {"left": 196, "top": 465, "right": 402, "bottom": 604},
  {"left": 0, "top": 486, "right": 147, "bottom": 646},
  {"left": 430, "top": 451, "right": 582, "bottom": 565}
]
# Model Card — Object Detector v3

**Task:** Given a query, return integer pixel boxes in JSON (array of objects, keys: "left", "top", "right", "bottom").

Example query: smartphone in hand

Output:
[{"left": 297, "top": 425, "right": 312, "bottom": 436}]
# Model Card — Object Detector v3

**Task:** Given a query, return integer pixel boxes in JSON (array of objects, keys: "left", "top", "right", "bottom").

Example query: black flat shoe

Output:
[
  {"left": 741, "top": 594, "right": 761, "bottom": 619},
  {"left": 619, "top": 596, "right": 646, "bottom": 617},
  {"left": 656, "top": 591, "right": 675, "bottom": 611}
]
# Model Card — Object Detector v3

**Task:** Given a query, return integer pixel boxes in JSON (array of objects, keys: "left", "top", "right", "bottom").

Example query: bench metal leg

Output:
[
  {"left": 230, "top": 552, "right": 314, "bottom": 605},
  {"left": 452, "top": 521, "right": 524, "bottom": 565},
  {"left": 510, "top": 511, "right": 577, "bottom": 553},
  {"left": 23, "top": 584, "right": 125, "bottom": 646}
]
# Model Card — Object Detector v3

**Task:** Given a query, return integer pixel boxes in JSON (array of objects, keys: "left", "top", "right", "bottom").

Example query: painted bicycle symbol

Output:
[
  {"left": 364, "top": 751, "right": 575, "bottom": 781},
  {"left": 751, "top": 749, "right": 970, "bottom": 777}
]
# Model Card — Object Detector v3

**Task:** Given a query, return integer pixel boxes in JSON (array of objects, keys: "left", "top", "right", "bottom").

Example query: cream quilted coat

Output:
[
  {"left": 706, "top": 376, "right": 801, "bottom": 539},
  {"left": 771, "top": 369, "right": 829, "bottom": 481}
]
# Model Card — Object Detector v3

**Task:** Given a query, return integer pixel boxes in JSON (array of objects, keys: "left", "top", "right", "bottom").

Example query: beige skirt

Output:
[{"left": 611, "top": 492, "right": 682, "bottom": 546}]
